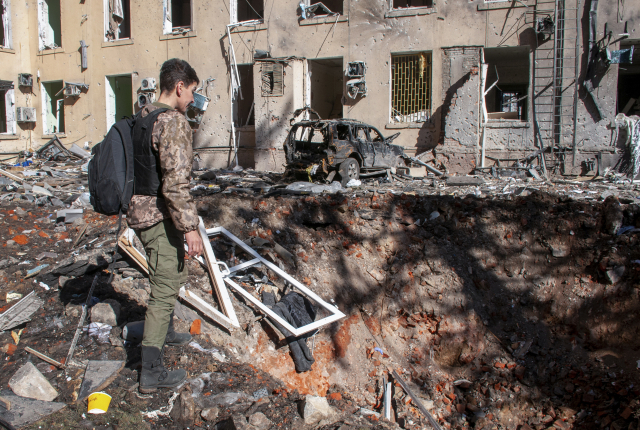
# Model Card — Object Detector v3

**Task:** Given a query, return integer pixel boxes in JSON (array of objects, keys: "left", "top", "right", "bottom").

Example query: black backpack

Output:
[
  {"left": 88, "top": 117, "right": 136, "bottom": 216},
  {"left": 88, "top": 108, "right": 168, "bottom": 216}
]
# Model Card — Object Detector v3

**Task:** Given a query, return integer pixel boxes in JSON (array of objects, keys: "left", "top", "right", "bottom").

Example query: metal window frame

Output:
[
  {"left": 205, "top": 226, "right": 346, "bottom": 337},
  {"left": 390, "top": 51, "right": 432, "bottom": 123}
]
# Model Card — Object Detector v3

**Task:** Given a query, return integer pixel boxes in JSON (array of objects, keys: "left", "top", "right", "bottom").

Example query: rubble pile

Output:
[{"left": 0, "top": 164, "right": 639, "bottom": 429}]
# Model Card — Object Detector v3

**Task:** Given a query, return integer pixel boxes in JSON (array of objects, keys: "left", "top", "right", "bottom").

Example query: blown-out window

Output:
[
  {"left": 390, "top": 52, "right": 432, "bottom": 123},
  {"left": 104, "top": 0, "right": 131, "bottom": 41},
  {"left": 1, "top": 0, "right": 12, "bottom": 49},
  {"left": 261, "top": 62, "right": 284, "bottom": 97}
]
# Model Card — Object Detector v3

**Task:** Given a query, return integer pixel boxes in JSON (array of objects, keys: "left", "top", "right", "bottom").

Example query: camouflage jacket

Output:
[{"left": 127, "top": 102, "right": 198, "bottom": 232}]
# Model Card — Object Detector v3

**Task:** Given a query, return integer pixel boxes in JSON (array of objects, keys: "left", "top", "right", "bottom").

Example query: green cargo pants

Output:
[{"left": 136, "top": 219, "right": 188, "bottom": 349}]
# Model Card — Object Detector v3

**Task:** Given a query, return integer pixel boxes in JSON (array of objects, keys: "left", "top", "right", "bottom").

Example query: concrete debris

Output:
[
  {"left": 1, "top": 159, "right": 640, "bottom": 429},
  {"left": 248, "top": 411, "right": 273, "bottom": 430},
  {"left": 169, "top": 390, "right": 196, "bottom": 426},
  {"left": 201, "top": 406, "right": 220, "bottom": 421},
  {"left": 8, "top": 362, "right": 59, "bottom": 401},
  {"left": 299, "top": 395, "right": 339, "bottom": 426},
  {"left": 0, "top": 390, "right": 66, "bottom": 429},
  {"left": 90, "top": 299, "right": 121, "bottom": 326},
  {"left": 0, "top": 291, "right": 44, "bottom": 331},
  {"left": 77, "top": 360, "right": 125, "bottom": 401}
]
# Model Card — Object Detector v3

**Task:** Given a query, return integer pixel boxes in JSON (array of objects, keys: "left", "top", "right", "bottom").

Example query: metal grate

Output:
[
  {"left": 260, "top": 62, "right": 284, "bottom": 97},
  {"left": 391, "top": 53, "right": 431, "bottom": 123}
]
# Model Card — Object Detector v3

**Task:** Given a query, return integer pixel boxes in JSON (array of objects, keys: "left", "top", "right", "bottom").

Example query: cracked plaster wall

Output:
[{"left": 0, "top": 0, "right": 637, "bottom": 174}]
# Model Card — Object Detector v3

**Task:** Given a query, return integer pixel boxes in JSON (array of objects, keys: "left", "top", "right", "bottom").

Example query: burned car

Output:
[{"left": 283, "top": 118, "right": 407, "bottom": 185}]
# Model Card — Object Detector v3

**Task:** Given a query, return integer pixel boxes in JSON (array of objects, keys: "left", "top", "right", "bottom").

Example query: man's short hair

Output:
[{"left": 159, "top": 58, "right": 199, "bottom": 94}]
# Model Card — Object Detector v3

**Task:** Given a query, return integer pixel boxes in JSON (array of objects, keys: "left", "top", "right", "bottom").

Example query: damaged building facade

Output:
[{"left": 0, "top": 0, "right": 638, "bottom": 175}]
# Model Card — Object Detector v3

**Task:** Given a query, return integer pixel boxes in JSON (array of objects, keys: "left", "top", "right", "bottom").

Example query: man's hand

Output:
[{"left": 185, "top": 230, "right": 204, "bottom": 257}]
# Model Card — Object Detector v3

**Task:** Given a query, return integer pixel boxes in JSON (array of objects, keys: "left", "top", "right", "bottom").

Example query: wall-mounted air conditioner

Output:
[
  {"left": 16, "top": 107, "right": 37, "bottom": 123},
  {"left": 64, "top": 85, "right": 81, "bottom": 97},
  {"left": 141, "top": 78, "right": 157, "bottom": 91},
  {"left": 138, "top": 92, "right": 156, "bottom": 108},
  {"left": 18, "top": 74, "right": 33, "bottom": 87}
]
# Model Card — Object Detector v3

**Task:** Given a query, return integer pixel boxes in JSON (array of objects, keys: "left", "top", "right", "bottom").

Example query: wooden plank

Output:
[
  {"left": 178, "top": 286, "right": 233, "bottom": 330},
  {"left": 24, "top": 347, "right": 65, "bottom": 369},
  {"left": 118, "top": 229, "right": 149, "bottom": 274},
  {"left": 390, "top": 369, "right": 442, "bottom": 430},
  {"left": 197, "top": 217, "right": 239, "bottom": 327},
  {"left": 66, "top": 275, "right": 98, "bottom": 366},
  {"left": 0, "top": 168, "right": 23, "bottom": 183},
  {"left": 0, "top": 396, "right": 10, "bottom": 411}
]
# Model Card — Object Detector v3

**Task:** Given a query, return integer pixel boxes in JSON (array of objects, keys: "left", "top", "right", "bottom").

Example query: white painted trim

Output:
[
  {"left": 230, "top": 0, "right": 237, "bottom": 25},
  {"left": 197, "top": 217, "right": 240, "bottom": 327},
  {"left": 103, "top": 0, "right": 109, "bottom": 42},
  {"left": 37, "top": 0, "right": 55, "bottom": 51},
  {"left": 179, "top": 286, "right": 236, "bottom": 330},
  {"left": 205, "top": 226, "right": 346, "bottom": 337},
  {"left": 4, "top": 89, "right": 15, "bottom": 134},
  {"left": 162, "top": 0, "right": 172, "bottom": 34},
  {"left": 105, "top": 76, "right": 116, "bottom": 129},
  {"left": 41, "top": 82, "right": 49, "bottom": 134}
]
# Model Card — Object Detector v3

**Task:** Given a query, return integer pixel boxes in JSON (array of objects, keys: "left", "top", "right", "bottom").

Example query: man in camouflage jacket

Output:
[{"left": 127, "top": 58, "right": 204, "bottom": 393}]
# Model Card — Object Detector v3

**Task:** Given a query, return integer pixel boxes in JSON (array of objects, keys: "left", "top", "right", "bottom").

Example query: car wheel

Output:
[{"left": 338, "top": 158, "right": 360, "bottom": 187}]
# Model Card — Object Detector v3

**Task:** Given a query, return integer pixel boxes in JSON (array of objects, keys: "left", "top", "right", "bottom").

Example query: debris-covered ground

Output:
[{"left": 1, "top": 163, "right": 640, "bottom": 429}]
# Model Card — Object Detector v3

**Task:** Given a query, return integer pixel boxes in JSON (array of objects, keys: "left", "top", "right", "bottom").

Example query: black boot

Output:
[
  {"left": 165, "top": 314, "right": 192, "bottom": 346},
  {"left": 140, "top": 346, "right": 187, "bottom": 393}
]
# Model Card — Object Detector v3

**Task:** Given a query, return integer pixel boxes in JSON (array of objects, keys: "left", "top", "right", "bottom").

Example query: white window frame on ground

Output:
[
  {"left": 103, "top": 0, "right": 130, "bottom": 42},
  {"left": 162, "top": 0, "right": 192, "bottom": 34},
  {"left": 205, "top": 226, "right": 346, "bottom": 337},
  {"left": 0, "top": 81, "right": 16, "bottom": 135},
  {"left": 37, "top": 0, "right": 60, "bottom": 51},
  {"left": 41, "top": 81, "right": 64, "bottom": 135},
  {"left": 1, "top": 0, "right": 13, "bottom": 49}
]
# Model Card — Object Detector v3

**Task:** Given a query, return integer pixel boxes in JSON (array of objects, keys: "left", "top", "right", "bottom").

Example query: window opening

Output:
[
  {"left": 1, "top": 0, "right": 12, "bottom": 48},
  {"left": 260, "top": 62, "right": 284, "bottom": 97},
  {"left": 484, "top": 47, "right": 530, "bottom": 121},
  {"left": 355, "top": 127, "right": 367, "bottom": 141},
  {"left": 234, "top": 64, "right": 254, "bottom": 127},
  {"left": 336, "top": 124, "right": 349, "bottom": 140},
  {"left": 171, "top": 0, "right": 191, "bottom": 29},
  {"left": 392, "top": 0, "right": 432, "bottom": 9},
  {"left": 41, "top": 81, "right": 64, "bottom": 134},
  {"left": 163, "top": 0, "right": 191, "bottom": 33},
  {"left": 0, "top": 80, "right": 13, "bottom": 134},
  {"left": 237, "top": 0, "right": 263, "bottom": 23},
  {"left": 308, "top": 58, "right": 343, "bottom": 119},
  {"left": 369, "top": 128, "right": 383, "bottom": 142},
  {"left": 37, "top": 0, "right": 61, "bottom": 50},
  {"left": 391, "top": 52, "right": 431, "bottom": 123},
  {"left": 617, "top": 43, "right": 640, "bottom": 116},
  {"left": 105, "top": 0, "right": 130, "bottom": 41},
  {"left": 105, "top": 75, "right": 133, "bottom": 129}
]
